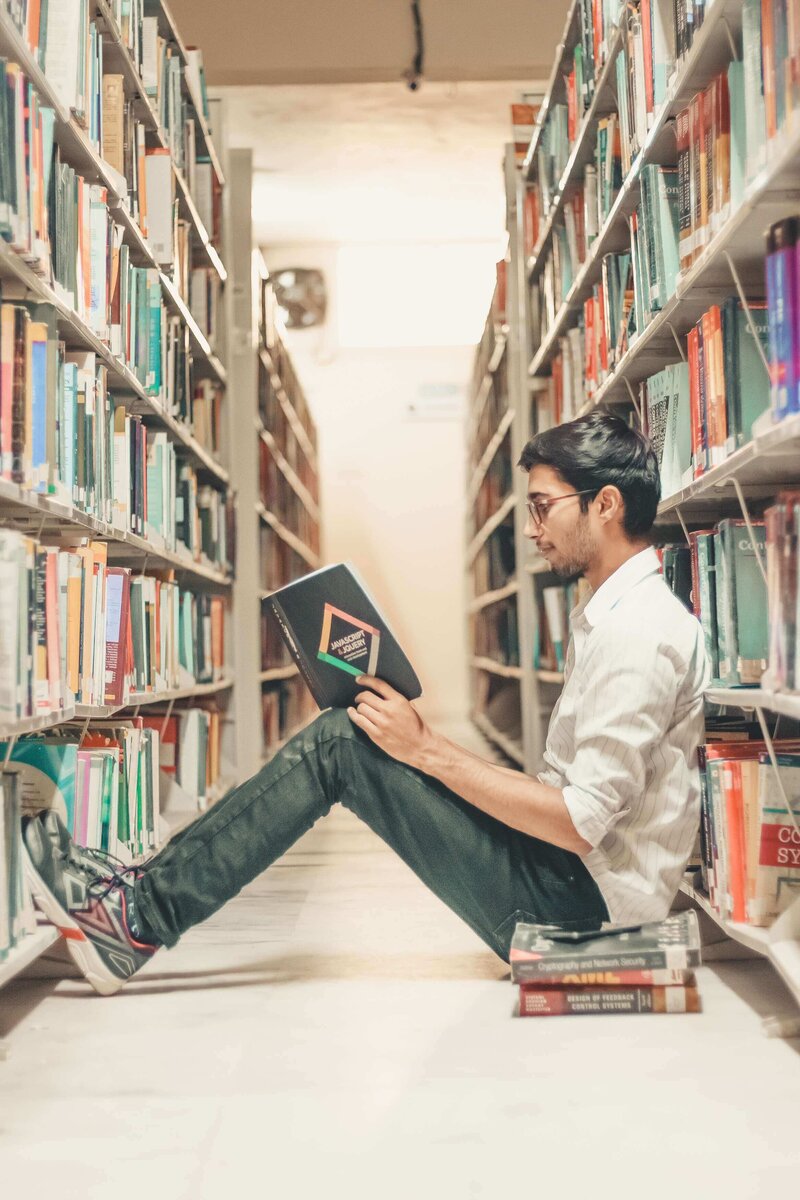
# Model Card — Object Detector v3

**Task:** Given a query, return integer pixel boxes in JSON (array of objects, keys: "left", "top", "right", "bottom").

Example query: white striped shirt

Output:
[{"left": 539, "top": 547, "right": 709, "bottom": 923}]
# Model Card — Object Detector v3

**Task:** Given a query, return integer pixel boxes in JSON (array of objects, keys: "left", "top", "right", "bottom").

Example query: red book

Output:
[
  {"left": 518, "top": 984, "right": 702, "bottom": 1016},
  {"left": 687, "top": 325, "right": 703, "bottom": 477},
  {"left": 566, "top": 66, "right": 577, "bottom": 143},
  {"left": 104, "top": 567, "right": 131, "bottom": 706},
  {"left": 641, "top": 0, "right": 654, "bottom": 118},
  {"left": 723, "top": 758, "right": 748, "bottom": 923}
]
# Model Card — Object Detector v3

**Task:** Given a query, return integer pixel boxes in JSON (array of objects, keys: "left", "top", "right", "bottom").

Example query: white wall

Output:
[{"left": 264, "top": 244, "right": 480, "bottom": 724}]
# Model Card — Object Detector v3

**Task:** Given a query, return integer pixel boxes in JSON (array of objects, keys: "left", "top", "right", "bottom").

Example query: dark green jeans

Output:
[{"left": 135, "top": 709, "right": 608, "bottom": 960}]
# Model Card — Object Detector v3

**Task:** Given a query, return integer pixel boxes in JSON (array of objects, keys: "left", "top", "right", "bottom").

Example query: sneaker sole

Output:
[{"left": 23, "top": 848, "right": 126, "bottom": 997}]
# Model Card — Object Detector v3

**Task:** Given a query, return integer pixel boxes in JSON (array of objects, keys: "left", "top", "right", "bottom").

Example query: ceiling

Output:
[
  {"left": 216, "top": 81, "right": 537, "bottom": 246},
  {"left": 170, "top": 0, "right": 566, "bottom": 86}
]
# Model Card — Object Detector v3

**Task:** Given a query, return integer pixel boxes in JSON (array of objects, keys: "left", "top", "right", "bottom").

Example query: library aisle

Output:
[{"left": 1, "top": 724, "right": 798, "bottom": 1197}]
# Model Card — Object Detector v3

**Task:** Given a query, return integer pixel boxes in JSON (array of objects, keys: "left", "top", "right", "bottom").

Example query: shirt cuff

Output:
[{"left": 562, "top": 784, "right": 612, "bottom": 850}]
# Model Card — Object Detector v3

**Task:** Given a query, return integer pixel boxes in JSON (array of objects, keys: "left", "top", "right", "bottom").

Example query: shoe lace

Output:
[{"left": 87, "top": 864, "right": 142, "bottom": 903}]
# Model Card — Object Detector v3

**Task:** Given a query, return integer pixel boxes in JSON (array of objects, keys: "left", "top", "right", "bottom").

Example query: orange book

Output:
[
  {"left": 723, "top": 758, "right": 748, "bottom": 923},
  {"left": 762, "top": 0, "right": 777, "bottom": 138},
  {"left": 700, "top": 310, "right": 717, "bottom": 462},
  {"left": 45, "top": 548, "right": 61, "bottom": 711}
]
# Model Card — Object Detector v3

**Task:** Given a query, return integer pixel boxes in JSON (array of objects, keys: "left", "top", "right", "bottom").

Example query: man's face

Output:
[{"left": 524, "top": 465, "right": 599, "bottom": 579}]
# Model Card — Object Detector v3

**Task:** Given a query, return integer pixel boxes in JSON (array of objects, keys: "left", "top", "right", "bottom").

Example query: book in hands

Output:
[{"left": 266, "top": 563, "right": 422, "bottom": 711}]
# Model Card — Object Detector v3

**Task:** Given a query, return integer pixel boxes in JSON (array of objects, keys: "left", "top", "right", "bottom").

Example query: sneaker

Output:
[
  {"left": 22, "top": 815, "right": 158, "bottom": 996},
  {"left": 36, "top": 810, "right": 145, "bottom": 882}
]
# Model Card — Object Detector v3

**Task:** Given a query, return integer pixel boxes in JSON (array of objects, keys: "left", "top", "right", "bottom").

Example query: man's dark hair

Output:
[{"left": 517, "top": 409, "right": 660, "bottom": 537}]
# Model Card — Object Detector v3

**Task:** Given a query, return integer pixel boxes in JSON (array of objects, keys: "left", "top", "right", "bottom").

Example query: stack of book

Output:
[
  {"left": 1, "top": 769, "right": 38, "bottom": 962},
  {"left": 511, "top": 912, "right": 703, "bottom": 1016},
  {"left": 697, "top": 732, "right": 800, "bottom": 925},
  {"left": 0, "top": 529, "right": 226, "bottom": 720}
]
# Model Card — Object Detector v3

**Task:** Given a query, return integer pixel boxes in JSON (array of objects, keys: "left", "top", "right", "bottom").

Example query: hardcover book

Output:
[
  {"left": 267, "top": 564, "right": 422, "bottom": 710},
  {"left": 517, "top": 983, "right": 701, "bottom": 1016},
  {"left": 509, "top": 911, "right": 702, "bottom": 976}
]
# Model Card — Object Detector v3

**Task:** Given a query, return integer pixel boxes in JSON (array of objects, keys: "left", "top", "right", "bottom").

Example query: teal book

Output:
[
  {"left": 727, "top": 60, "right": 746, "bottom": 210},
  {"left": 0, "top": 741, "right": 78, "bottom": 834},
  {"left": 726, "top": 298, "right": 770, "bottom": 448},
  {"left": 694, "top": 531, "right": 720, "bottom": 680},
  {"left": 717, "top": 519, "right": 768, "bottom": 684}
]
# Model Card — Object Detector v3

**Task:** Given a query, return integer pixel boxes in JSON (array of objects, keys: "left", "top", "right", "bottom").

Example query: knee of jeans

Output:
[{"left": 313, "top": 707, "right": 355, "bottom": 741}]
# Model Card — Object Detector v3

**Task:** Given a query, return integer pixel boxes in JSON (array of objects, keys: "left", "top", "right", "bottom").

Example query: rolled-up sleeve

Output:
[{"left": 561, "top": 636, "right": 678, "bottom": 849}]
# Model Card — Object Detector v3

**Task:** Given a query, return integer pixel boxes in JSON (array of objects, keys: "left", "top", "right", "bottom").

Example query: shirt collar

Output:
[{"left": 573, "top": 547, "right": 661, "bottom": 629}]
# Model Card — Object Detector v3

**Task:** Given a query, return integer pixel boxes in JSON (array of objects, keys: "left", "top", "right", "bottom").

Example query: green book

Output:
[{"left": 726, "top": 298, "right": 770, "bottom": 449}]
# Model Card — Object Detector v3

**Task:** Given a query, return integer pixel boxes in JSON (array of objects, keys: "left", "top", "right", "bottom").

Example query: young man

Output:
[{"left": 24, "top": 410, "right": 709, "bottom": 995}]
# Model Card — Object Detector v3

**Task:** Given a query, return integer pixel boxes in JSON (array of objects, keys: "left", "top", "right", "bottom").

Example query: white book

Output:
[
  {"left": 141, "top": 17, "right": 161, "bottom": 97},
  {"left": 0, "top": 533, "right": 22, "bottom": 720},
  {"left": 144, "top": 153, "right": 174, "bottom": 266},
  {"left": 44, "top": 0, "right": 82, "bottom": 114}
]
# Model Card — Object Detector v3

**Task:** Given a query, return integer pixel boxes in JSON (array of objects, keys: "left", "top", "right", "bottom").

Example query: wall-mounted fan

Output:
[{"left": 271, "top": 268, "right": 328, "bottom": 329}]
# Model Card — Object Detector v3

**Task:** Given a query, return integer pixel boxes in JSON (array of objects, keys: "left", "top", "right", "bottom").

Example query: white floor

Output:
[{"left": 1, "top": 724, "right": 799, "bottom": 1198}]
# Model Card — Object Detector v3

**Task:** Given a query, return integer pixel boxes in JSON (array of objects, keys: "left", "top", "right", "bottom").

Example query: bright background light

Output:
[{"left": 336, "top": 242, "right": 502, "bottom": 348}]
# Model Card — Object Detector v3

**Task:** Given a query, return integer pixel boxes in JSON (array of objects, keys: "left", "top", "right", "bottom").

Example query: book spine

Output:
[
  {"left": 518, "top": 984, "right": 702, "bottom": 1015},
  {"left": 508, "top": 946, "right": 700, "bottom": 974},
  {"left": 268, "top": 597, "right": 325, "bottom": 709},
  {"left": 512, "top": 965, "right": 694, "bottom": 986}
]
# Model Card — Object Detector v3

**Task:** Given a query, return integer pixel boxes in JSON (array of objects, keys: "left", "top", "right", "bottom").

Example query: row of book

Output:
[
  {"left": 511, "top": 912, "right": 702, "bottom": 1017},
  {"left": 473, "top": 599, "right": 520, "bottom": 669},
  {"left": 663, "top": 500, "right": 800, "bottom": 697},
  {"left": 0, "top": 304, "right": 233, "bottom": 567},
  {"left": 661, "top": 519, "right": 767, "bottom": 686},
  {"left": 473, "top": 440, "right": 513, "bottom": 532},
  {"left": 259, "top": 525, "right": 309, "bottom": 596},
  {"left": 644, "top": 295, "right": 770, "bottom": 494},
  {"left": 262, "top": 677, "right": 314, "bottom": 755},
  {"left": 534, "top": 579, "right": 589, "bottom": 672},
  {"left": 697, "top": 732, "right": 800, "bottom": 926},
  {"left": 472, "top": 522, "right": 516, "bottom": 596},
  {"left": 470, "top": 359, "right": 509, "bottom": 469},
  {"left": 259, "top": 358, "right": 319, "bottom": 497},
  {"left": 259, "top": 438, "right": 318, "bottom": 554},
  {"left": 0, "top": 769, "right": 37, "bottom": 962},
  {"left": 9, "top": 1, "right": 221, "bottom": 246},
  {"left": 0, "top": 529, "right": 226, "bottom": 720},
  {"left": 2, "top": 725, "right": 161, "bottom": 862}
]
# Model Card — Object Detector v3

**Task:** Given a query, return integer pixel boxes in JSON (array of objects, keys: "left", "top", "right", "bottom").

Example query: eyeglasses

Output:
[{"left": 525, "top": 489, "right": 598, "bottom": 526}]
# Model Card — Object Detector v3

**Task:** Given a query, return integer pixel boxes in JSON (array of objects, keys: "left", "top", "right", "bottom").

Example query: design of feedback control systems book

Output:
[{"left": 266, "top": 563, "right": 422, "bottom": 710}]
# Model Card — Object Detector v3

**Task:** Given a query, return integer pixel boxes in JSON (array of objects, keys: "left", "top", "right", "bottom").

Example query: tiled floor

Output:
[{"left": 1, "top": 724, "right": 799, "bottom": 1197}]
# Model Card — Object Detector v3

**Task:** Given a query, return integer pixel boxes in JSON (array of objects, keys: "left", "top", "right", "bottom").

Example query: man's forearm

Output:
[{"left": 414, "top": 731, "right": 592, "bottom": 856}]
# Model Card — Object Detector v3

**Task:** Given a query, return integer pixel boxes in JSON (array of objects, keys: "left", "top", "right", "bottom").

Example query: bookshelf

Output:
[
  {"left": 0, "top": 2, "right": 237, "bottom": 987},
  {"left": 227, "top": 149, "right": 321, "bottom": 781},
  {"left": 494, "top": 0, "right": 800, "bottom": 1013}
]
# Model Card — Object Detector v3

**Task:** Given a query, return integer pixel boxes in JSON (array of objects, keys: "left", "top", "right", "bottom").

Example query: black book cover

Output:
[
  {"left": 509, "top": 911, "right": 702, "bottom": 976},
  {"left": 267, "top": 563, "right": 422, "bottom": 710}
]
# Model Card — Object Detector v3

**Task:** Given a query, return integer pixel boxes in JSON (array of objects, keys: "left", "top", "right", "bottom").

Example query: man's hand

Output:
[{"left": 347, "top": 675, "right": 434, "bottom": 768}]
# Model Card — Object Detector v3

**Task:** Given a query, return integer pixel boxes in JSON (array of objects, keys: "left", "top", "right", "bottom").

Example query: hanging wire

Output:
[{"left": 404, "top": 1, "right": 425, "bottom": 91}]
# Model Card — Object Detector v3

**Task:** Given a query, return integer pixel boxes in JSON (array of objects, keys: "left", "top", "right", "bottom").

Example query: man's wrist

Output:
[{"left": 413, "top": 728, "right": 453, "bottom": 777}]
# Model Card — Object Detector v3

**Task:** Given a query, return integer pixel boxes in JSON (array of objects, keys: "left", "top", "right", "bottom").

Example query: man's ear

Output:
[{"left": 596, "top": 484, "right": 624, "bottom": 524}]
